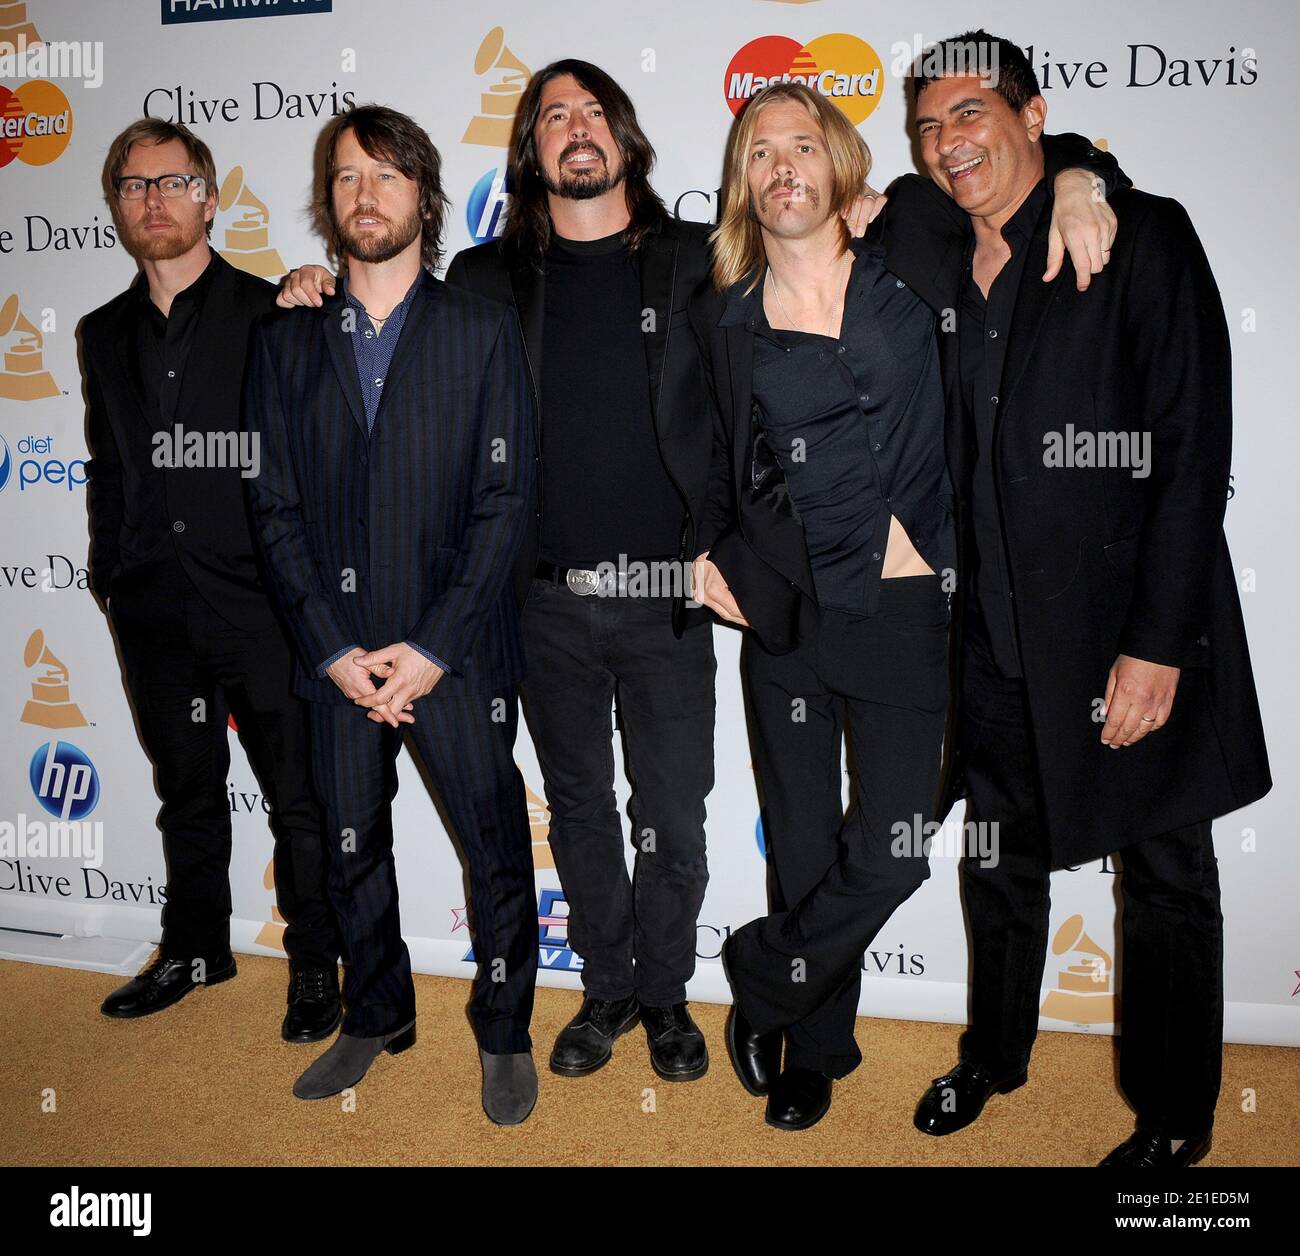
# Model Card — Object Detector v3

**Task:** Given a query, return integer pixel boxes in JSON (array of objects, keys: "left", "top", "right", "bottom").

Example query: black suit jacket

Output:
[
  {"left": 241, "top": 268, "right": 535, "bottom": 704},
  {"left": 444, "top": 216, "right": 715, "bottom": 637},
  {"left": 932, "top": 184, "right": 1271, "bottom": 865},
  {"left": 81, "top": 250, "right": 280, "bottom": 626}
]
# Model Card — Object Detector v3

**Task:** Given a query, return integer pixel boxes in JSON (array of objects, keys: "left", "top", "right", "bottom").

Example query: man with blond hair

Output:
[{"left": 692, "top": 80, "right": 1123, "bottom": 1130}]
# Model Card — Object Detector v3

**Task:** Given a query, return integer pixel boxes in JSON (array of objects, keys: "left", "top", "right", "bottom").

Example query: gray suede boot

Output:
[
  {"left": 293, "top": 1020, "right": 416, "bottom": 1100},
  {"left": 480, "top": 1049, "right": 538, "bottom": 1125}
]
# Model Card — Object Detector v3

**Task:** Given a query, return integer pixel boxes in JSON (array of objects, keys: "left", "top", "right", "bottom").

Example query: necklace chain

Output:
[{"left": 767, "top": 252, "right": 849, "bottom": 339}]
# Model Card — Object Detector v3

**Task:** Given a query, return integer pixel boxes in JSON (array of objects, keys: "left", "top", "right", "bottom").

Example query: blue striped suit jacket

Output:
[{"left": 242, "top": 268, "right": 535, "bottom": 703}]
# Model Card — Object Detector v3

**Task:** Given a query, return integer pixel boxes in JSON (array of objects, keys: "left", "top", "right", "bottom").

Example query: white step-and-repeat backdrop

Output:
[{"left": 1, "top": 0, "right": 1295, "bottom": 1046}]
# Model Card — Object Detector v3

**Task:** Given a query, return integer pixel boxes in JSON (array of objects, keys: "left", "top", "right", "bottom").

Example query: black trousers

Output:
[
  {"left": 957, "top": 605, "right": 1224, "bottom": 1138},
  {"left": 308, "top": 688, "right": 536, "bottom": 1051},
  {"left": 519, "top": 577, "right": 715, "bottom": 1008},
  {"left": 729, "top": 575, "right": 950, "bottom": 1078},
  {"left": 110, "top": 571, "right": 338, "bottom": 969}
]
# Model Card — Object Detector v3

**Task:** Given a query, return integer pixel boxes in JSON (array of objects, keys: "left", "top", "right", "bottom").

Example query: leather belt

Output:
[{"left": 535, "top": 559, "right": 668, "bottom": 597}]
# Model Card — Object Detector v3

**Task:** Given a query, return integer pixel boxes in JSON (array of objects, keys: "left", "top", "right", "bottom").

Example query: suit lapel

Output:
[
  {"left": 723, "top": 321, "right": 753, "bottom": 490},
  {"left": 174, "top": 254, "right": 243, "bottom": 430},
  {"left": 998, "top": 202, "right": 1065, "bottom": 416},
  {"left": 320, "top": 287, "right": 367, "bottom": 438},
  {"left": 639, "top": 228, "right": 677, "bottom": 431},
  {"left": 371, "top": 272, "right": 439, "bottom": 428},
  {"left": 507, "top": 251, "right": 544, "bottom": 400},
  {"left": 108, "top": 304, "right": 151, "bottom": 432}
]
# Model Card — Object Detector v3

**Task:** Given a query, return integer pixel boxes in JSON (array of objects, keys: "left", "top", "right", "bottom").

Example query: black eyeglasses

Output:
[{"left": 114, "top": 173, "right": 207, "bottom": 201}]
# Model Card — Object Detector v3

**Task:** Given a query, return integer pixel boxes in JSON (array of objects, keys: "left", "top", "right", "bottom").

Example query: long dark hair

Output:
[
  {"left": 502, "top": 59, "right": 666, "bottom": 270},
  {"left": 316, "top": 103, "right": 451, "bottom": 270}
]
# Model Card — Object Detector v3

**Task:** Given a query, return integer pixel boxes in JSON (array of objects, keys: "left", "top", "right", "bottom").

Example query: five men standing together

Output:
[{"left": 80, "top": 29, "right": 1269, "bottom": 1162}]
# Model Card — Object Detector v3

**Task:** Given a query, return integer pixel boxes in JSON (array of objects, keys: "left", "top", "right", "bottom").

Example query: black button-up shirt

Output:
[
  {"left": 958, "top": 177, "right": 1049, "bottom": 677},
  {"left": 721, "top": 234, "right": 953, "bottom": 614},
  {"left": 134, "top": 252, "right": 216, "bottom": 425}
]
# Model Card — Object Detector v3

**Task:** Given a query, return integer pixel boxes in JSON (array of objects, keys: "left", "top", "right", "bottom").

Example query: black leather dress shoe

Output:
[
  {"left": 549, "top": 994, "right": 641, "bottom": 1076},
  {"left": 641, "top": 1003, "right": 708, "bottom": 1081},
  {"left": 725, "top": 1001, "right": 782, "bottom": 1096},
  {"left": 282, "top": 964, "right": 342, "bottom": 1043},
  {"left": 1099, "top": 1126, "right": 1213, "bottom": 1167},
  {"left": 913, "top": 1060, "right": 1028, "bottom": 1136},
  {"left": 101, "top": 952, "right": 236, "bottom": 1019},
  {"left": 766, "top": 1067, "right": 833, "bottom": 1131}
]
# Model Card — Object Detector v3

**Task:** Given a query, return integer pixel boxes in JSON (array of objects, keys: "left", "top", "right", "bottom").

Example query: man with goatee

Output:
[
  {"left": 82, "top": 119, "right": 342, "bottom": 1041},
  {"left": 243, "top": 105, "right": 539, "bottom": 1123}
]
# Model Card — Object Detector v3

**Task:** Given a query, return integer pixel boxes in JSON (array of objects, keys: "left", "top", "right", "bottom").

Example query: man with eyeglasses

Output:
[{"left": 81, "top": 118, "right": 342, "bottom": 1042}]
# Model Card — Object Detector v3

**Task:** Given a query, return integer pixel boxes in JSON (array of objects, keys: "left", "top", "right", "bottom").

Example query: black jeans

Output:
[
  {"left": 110, "top": 572, "right": 339, "bottom": 969},
  {"left": 729, "top": 574, "right": 950, "bottom": 1078},
  {"left": 957, "top": 605, "right": 1224, "bottom": 1138},
  {"left": 520, "top": 576, "right": 715, "bottom": 1008}
]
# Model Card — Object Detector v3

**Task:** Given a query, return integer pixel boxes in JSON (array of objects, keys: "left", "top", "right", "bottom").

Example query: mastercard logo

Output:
[
  {"left": 0, "top": 80, "right": 73, "bottom": 169},
  {"left": 724, "top": 34, "right": 884, "bottom": 125}
]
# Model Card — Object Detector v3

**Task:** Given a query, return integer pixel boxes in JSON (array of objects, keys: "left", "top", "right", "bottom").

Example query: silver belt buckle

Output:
[{"left": 565, "top": 567, "right": 601, "bottom": 596}]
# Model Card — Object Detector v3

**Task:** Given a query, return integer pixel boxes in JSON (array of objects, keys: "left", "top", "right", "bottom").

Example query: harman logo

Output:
[
  {"left": 465, "top": 167, "right": 512, "bottom": 245},
  {"left": 724, "top": 34, "right": 884, "bottom": 125},
  {"left": 29, "top": 739, "right": 99, "bottom": 821},
  {"left": 0, "top": 78, "right": 71, "bottom": 167},
  {"left": 161, "top": 0, "right": 332, "bottom": 25},
  {"left": 0, "top": 292, "right": 58, "bottom": 398},
  {"left": 0, "top": 434, "right": 9, "bottom": 491},
  {"left": 463, "top": 26, "right": 529, "bottom": 148}
]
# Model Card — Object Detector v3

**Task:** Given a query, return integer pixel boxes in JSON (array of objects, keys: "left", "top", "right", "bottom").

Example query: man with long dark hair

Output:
[
  {"left": 244, "top": 105, "right": 539, "bottom": 1123},
  {"left": 447, "top": 61, "right": 720, "bottom": 1082}
]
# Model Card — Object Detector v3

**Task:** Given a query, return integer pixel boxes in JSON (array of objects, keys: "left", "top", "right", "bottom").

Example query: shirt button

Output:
[
  {"left": 167, "top": 370, "right": 175, "bottom": 378},
  {"left": 859, "top": 393, "right": 869, "bottom": 403},
  {"left": 364, "top": 330, "right": 374, "bottom": 339},
  {"left": 873, "top": 443, "right": 882, "bottom": 452},
  {"left": 991, "top": 394, "right": 999, "bottom": 405},
  {"left": 896, "top": 279, "right": 905, "bottom": 288},
  {"left": 374, "top": 378, "right": 383, "bottom": 387},
  {"left": 172, "top": 521, "right": 185, "bottom": 533},
  {"left": 988, "top": 329, "right": 998, "bottom": 339},
  {"left": 837, "top": 346, "right": 846, "bottom": 354},
  {"left": 872, "top": 551, "right": 882, "bottom": 561}
]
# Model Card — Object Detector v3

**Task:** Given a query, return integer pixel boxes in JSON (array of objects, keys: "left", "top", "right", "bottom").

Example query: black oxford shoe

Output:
[
  {"left": 641, "top": 1002, "right": 709, "bottom": 1081},
  {"left": 725, "top": 1001, "right": 782, "bottom": 1096},
  {"left": 913, "top": 1060, "right": 1028, "bottom": 1136},
  {"left": 765, "top": 1067, "right": 833, "bottom": 1131},
  {"left": 101, "top": 952, "right": 236, "bottom": 1019},
  {"left": 282, "top": 964, "right": 343, "bottom": 1043},
  {"left": 549, "top": 994, "right": 641, "bottom": 1077},
  {"left": 1099, "top": 1126, "right": 1213, "bottom": 1167}
]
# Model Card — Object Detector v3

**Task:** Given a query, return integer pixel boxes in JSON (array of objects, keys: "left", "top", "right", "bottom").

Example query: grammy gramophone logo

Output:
[
  {"left": 1040, "top": 912, "right": 1115, "bottom": 1025},
  {"left": 254, "top": 856, "right": 286, "bottom": 952},
  {"left": 0, "top": 0, "right": 41, "bottom": 47},
  {"left": 216, "top": 165, "right": 286, "bottom": 279},
  {"left": 462, "top": 26, "right": 530, "bottom": 148},
  {"left": 20, "top": 628, "right": 87, "bottom": 729},
  {"left": 0, "top": 293, "right": 57, "bottom": 400},
  {"left": 526, "top": 780, "right": 553, "bottom": 870}
]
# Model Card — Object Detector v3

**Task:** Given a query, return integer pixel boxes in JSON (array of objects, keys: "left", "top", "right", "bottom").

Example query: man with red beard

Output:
[
  {"left": 82, "top": 119, "right": 342, "bottom": 1041},
  {"left": 243, "top": 106, "right": 538, "bottom": 1122}
]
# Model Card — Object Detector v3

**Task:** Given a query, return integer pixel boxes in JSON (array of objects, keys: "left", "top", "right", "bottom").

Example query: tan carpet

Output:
[{"left": 2, "top": 954, "right": 1295, "bottom": 1167}]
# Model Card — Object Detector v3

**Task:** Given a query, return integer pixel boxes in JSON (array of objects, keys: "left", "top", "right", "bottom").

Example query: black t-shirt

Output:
[{"left": 538, "top": 230, "right": 683, "bottom": 567}]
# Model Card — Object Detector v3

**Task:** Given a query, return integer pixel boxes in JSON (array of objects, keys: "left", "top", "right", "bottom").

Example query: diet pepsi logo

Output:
[{"left": 29, "top": 740, "right": 100, "bottom": 820}]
